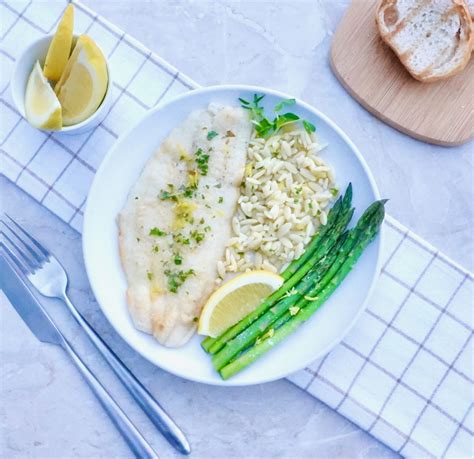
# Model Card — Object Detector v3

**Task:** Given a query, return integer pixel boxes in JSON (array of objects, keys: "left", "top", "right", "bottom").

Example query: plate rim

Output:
[{"left": 83, "top": 83, "right": 383, "bottom": 386}]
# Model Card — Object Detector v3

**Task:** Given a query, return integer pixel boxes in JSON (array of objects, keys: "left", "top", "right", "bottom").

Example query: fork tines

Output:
[{"left": 1, "top": 215, "right": 50, "bottom": 275}]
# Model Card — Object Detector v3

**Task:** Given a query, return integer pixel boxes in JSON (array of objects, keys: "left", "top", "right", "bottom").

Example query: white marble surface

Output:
[{"left": 1, "top": 0, "right": 473, "bottom": 458}]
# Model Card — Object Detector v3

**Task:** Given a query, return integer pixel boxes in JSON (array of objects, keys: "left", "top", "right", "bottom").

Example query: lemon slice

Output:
[
  {"left": 198, "top": 271, "right": 284, "bottom": 338},
  {"left": 55, "top": 35, "right": 108, "bottom": 126},
  {"left": 43, "top": 4, "right": 74, "bottom": 82},
  {"left": 25, "top": 61, "right": 62, "bottom": 130}
]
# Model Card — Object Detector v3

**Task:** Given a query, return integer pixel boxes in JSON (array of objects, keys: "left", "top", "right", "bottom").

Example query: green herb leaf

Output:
[
  {"left": 218, "top": 196, "right": 224, "bottom": 204},
  {"left": 174, "top": 254, "right": 183, "bottom": 265},
  {"left": 164, "top": 269, "right": 195, "bottom": 293},
  {"left": 275, "top": 112, "right": 300, "bottom": 130},
  {"left": 207, "top": 130, "right": 218, "bottom": 140},
  {"left": 173, "top": 233, "right": 190, "bottom": 245},
  {"left": 147, "top": 271, "right": 154, "bottom": 281},
  {"left": 159, "top": 190, "right": 178, "bottom": 201},
  {"left": 241, "top": 93, "right": 317, "bottom": 139},
  {"left": 274, "top": 98, "right": 296, "bottom": 112},
  {"left": 149, "top": 227, "right": 166, "bottom": 237},
  {"left": 303, "top": 119, "right": 316, "bottom": 134},
  {"left": 190, "top": 229, "right": 205, "bottom": 243},
  {"left": 195, "top": 148, "right": 210, "bottom": 176}
]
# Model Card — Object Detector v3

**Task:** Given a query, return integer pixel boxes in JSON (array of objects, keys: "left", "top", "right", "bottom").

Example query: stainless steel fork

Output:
[{"left": 1, "top": 215, "right": 191, "bottom": 455}]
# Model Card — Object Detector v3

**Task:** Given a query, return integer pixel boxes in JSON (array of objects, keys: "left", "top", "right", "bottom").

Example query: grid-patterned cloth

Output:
[{"left": 1, "top": 2, "right": 472, "bottom": 458}]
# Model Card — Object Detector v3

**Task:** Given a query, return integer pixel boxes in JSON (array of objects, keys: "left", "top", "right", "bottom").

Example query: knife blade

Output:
[{"left": 0, "top": 255, "right": 64, "bottom": 347}]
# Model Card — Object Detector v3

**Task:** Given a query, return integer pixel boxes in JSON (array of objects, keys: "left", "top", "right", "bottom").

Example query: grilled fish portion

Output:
[{"left": 119, "top": 104, "right": 251, "bottom": 347}]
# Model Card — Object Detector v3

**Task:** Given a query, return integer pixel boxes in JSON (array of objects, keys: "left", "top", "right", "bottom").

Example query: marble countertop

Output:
[{"left": 1, "top": 0, "right": 472, "bottom": 458}]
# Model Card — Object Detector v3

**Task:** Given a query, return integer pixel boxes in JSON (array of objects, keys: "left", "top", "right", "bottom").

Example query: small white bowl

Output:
[{"left": 11, "top": 34, "right": 113, "bottom": 135}]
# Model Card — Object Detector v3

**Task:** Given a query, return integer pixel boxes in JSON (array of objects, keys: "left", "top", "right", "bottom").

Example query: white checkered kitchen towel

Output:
[{"left": 1, "top": 2, "right": 472, "bottom": 458}]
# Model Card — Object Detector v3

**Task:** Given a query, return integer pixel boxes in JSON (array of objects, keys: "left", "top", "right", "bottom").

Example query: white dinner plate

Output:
[{"left": 83, "top": 85, "right": 383, "bottom": 386}]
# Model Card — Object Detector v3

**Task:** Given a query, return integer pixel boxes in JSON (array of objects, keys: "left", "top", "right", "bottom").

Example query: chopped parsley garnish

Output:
[
  {"left": 149, "top": 227, "right": 167, "bottom": 237},
  {"left": 173, "top": 233, "right": 190, "bottom": 245},
  {"left": 173, "top": 254, "right": 183, "bottom": 265},
  {"left": 147, "top": 271, "right": 154, "bottom": 281},
  {"left": 160, "top": 183, "right": 196, "bottom": 202},
  {"left": 195, "top": 148, "right": 210, "bottom": 176},
  {"left": 199, "top": 217, "right": 205, "bottom": 224},
  {"left": 152, "top": 245, "right": 160, "bottom": 253},
  {"left": 207, "top": 130, "right": 218, "bottom": 140},
  {"left": 218, "top": 196, "right": 224, "bottom": 203},
  {"left": 190, "top": 229, "right": 205, "bottom": 243},
  {"left": 159, "top": 190, "right": 178, "bottom": 201},
  {"left": 182, "top": 186, "right": 195, "bottom": 198},
  {"left": 240, "top": 94, "right": 317, "bottom": 137},
  {"left": 204, "top": 225, "right": 211, "bottom": 232},
  {"left": 164, "top": 269, "right": 195, "bottom": 293},
  {"left": 330, "top": 188, "right": 339, "bottom": 197}
]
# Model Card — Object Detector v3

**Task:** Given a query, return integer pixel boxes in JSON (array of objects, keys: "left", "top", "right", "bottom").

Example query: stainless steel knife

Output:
[{"left": 0, "top": 256, "right": 159, "bottom": 459}]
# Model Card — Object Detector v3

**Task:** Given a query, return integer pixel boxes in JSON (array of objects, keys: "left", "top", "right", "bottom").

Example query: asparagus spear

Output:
[
  {"left": 201, "top": 188, "right": 350, "bottom": 353},
  {"left": 212, "top": 202, "right": 379, "bottom": 370},
  {"left": 218, "top": 200, "right": 386, "bottom": 379},
  {"left": 211, "top": 232, "right": 349, "bottom": 371},
  {"left": 205, "top": 198, "right": 354, "bottom": 355}
]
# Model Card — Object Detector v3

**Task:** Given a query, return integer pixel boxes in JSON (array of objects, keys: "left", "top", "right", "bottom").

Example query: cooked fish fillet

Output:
[{"left": 119, "top": 104, "right": 251, "bottom": 347}]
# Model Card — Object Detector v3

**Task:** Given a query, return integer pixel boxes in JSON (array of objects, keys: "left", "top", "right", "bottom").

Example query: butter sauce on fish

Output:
[{"left": 119, "top": 104, "right": 252, "bottom": 347}]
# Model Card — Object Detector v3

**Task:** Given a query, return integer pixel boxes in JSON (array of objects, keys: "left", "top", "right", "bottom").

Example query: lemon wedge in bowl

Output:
[
  {"left": 198, "top": 271, "right": 284, "bottom": 338},
  {"left": 55, "top": 35, "right": 108, "bottom": 126},
  {"left": 43, "top": 4, "right": 74, "bottom": 82},
  {"left": 25, "top": 60, "right": 62, "bottom": 130}
]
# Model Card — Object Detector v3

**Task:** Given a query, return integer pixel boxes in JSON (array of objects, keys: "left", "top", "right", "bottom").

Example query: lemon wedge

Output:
[
  {"left": 43, "top": 4, "right": 74, "bottom": 82},
  {"left": 55, "top": 35, "right": 108, "bottom": 126},
  {"left": 198, "top": 271, "right": 283, "bottom": 337},
  {"left": 25, "top": 61, "right": 62, "bottom": 130}
]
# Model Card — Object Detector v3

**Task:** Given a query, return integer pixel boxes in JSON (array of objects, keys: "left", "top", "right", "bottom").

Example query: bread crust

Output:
[{"left": 376, "top": 0, "right": 473, "bottom": 82}]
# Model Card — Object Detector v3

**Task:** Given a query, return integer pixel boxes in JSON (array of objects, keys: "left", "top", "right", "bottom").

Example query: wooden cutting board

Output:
[{"left": 330, "top": 0, "right": 473, "bottom": 147}]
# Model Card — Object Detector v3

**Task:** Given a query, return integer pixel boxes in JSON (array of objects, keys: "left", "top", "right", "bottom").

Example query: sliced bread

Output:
[{"left": 376, "top": 0, "right": 473, "bottom": 82}]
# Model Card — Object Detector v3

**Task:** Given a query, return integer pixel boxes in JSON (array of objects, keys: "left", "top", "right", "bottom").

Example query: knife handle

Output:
[
  {"left": 61, "top": 338, "right": 159, "bottom": 459},
  {"left": 61, "top": 294, "right": 191, "bottom": 455}
]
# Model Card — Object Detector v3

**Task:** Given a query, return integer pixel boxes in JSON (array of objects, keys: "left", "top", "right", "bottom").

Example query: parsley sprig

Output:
[{"left": 239, "top": 94, "right": 316, "bottom": 138}]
